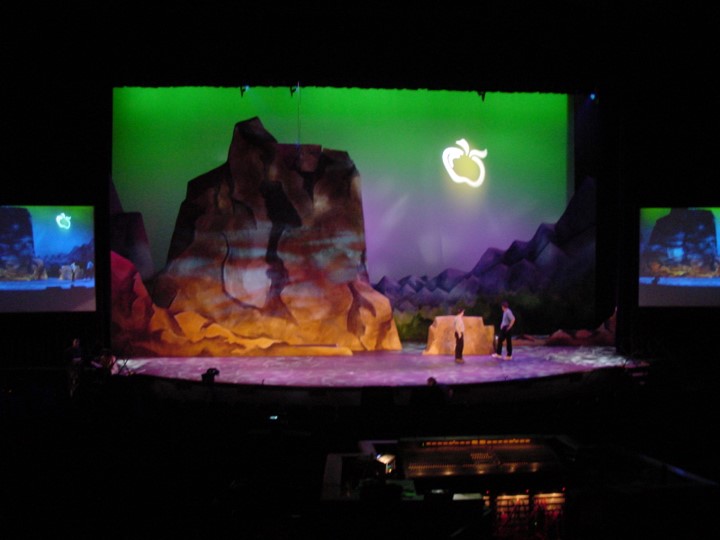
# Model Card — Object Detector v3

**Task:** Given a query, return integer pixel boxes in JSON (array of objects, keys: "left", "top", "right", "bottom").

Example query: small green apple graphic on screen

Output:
[
  {"left": 442, "top": 138, "right": 487, "bottom": 188},
  {"left": 56, "top": 212, "right": 72, "bottom": 229}
]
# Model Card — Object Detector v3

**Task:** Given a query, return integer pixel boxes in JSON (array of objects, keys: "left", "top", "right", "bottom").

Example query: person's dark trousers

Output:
[
  {"left": 496, "top": 328, "right": 512, "bottom": 356},
  {"left": 455, "top": 332, "right": 464, "bottom": 359}
]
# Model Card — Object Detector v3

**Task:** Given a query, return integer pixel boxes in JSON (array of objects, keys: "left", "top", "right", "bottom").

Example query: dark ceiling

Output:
[{"left": 16, "top": 2, "right": 713, "bottom": 95}]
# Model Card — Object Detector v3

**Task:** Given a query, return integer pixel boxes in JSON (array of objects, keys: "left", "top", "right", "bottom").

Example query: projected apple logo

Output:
[
  {"left": 442, "top": 138, "right": 488, "bottom": 188},
  {"left": 56, "top": 212, "right": 72, "bottom": 230}
]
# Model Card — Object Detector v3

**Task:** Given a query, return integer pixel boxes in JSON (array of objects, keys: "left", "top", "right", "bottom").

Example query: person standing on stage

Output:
[
  {"left": 493, "top": 301, "right": 515, "bottom": 360},
  {"left": 454, "top": 308, "right": 465, "bottom": 364}
]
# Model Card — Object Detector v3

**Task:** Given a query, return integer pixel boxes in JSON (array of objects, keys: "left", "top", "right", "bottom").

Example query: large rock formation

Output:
[
  {"left": 0, "top": 206, "right": 46, "bottom": 280},
  {"left": 112, "top": 117, "right": 401, "bottom": 357}
]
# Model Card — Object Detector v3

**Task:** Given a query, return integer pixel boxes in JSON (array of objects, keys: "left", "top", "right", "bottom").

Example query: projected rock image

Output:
[
  {"left": 638, "top": 207, "right": 720, "bottom": 307},
  {"left": 640, "top": 208, "right": 719, "bottom": 278},
  {"left": 0, "top": 207, "right": 44, "bottom": 281},
  {"left": 0, "top": 205, "right": 96, "bottom": 313},
  {"left": 111, "top": 118, "right": 401, "bottom": 357}
]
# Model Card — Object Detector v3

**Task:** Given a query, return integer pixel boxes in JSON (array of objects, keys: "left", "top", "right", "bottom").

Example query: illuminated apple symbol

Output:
[
  {"left": 56, "top": 212, "right": 72, "bottom": 229},
  {"left": 442, "top": 138, "right": 488, "bottom": 188}
]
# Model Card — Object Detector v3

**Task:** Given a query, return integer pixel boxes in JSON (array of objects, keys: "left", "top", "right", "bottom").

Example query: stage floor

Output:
[{"left": 120, "top": 343, "right": 642, "bottom": 389}]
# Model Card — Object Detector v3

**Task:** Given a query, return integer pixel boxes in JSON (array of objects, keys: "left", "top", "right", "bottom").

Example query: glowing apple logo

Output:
[
  {"left": 56, "top": 212, "right": 71, "bottom": 229},
  {"left": 442, "top": 138, "right": 488, "bottom": 188}
]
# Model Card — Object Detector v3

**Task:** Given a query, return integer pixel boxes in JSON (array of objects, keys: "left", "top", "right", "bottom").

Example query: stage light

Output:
[
  {"left": 240, "top": 85, "right": 250, "bottom": 97},
  {"left": 375, "top": 453, "right": 396, "bottom": 474},
  {"left": 589, "top": 92, "right": 597, "bottom": 101}
]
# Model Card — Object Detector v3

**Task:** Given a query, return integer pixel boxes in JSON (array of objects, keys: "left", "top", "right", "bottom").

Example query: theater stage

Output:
[
  {"left": 117, "top": 343, "right": 647, "bottom": 407},
  {"left": 8, "top": 342, "right": 720, "bottom": 540}
]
